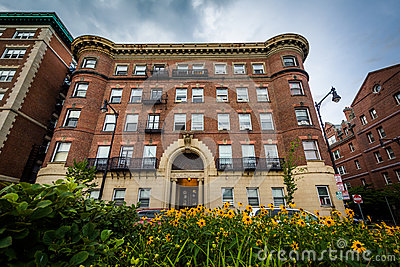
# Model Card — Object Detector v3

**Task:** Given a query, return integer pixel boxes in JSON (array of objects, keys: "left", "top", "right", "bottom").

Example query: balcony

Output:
[
  {"left": 172, "top": 69, "right": 208, "bottom": 77},
  {"left": 216, "top": 158, "right": 283, "bottom": 172},
  {"left": 145, "top": 127, "right": 162, "bottom": 134},
  {"left": 87, "top": 157, "right": 158, "bottom": 171},
  {"left": 150, "top": 70, "right": 169, "bottom": 78}
]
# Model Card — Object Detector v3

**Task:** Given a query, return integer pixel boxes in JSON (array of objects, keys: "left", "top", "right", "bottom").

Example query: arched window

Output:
[{"left": 172, "top": 152, "right": 204, "bottom": 170}]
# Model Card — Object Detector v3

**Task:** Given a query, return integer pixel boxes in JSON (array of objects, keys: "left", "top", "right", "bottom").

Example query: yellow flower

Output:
[
  {"left": 246, "top": 205, "right": 253, "bottom": 213},
  {"left": 242, "top": 215, "right": 252, "bottom": 225},
  {"left": 197, "top": 219, "right": 206, "bottom": 227},
  {"left": 141, "top": 216, "right": 148, "bottom": 221},
  {"left": 217, "top": 209, "right": 224, "bottom": 216},
  {"left": 345, "top": 208, "right": 355, "bottom": 218},
  {"left": 147, "top": 236, "right": 154, "bottom": 245},
  {"left": 351, "top": 240, "right": 366, "bottom": 253},
  {"left": 314, "top": 210, "right": 319, "bottom": 217},
  {"left": 290, "top": 241, "right": 299, "bottom": 250},
  {"left": 238, "top": 202, "right": 243, "bottom": 207},
  {"left": 165, "top": 233, "right": 172, "bottom": 242},
  {"left": 271, "top": 218, "right": 278, "bottom": 226},
  {"left": 259, "top": 204, "right": 265, "bottom": 209},
  {"left": 288, "top": 202, "right": 296, "bottom": 208},
  {"left": 268, "top": 204, "right": 274, "bottom": 210},
  {"left": 227, "top": 209, "right": 235, "bottom": 219},
  {"left": 256, "top": 239, "right": 262, "bottom": 246},
  {"left": 324, "top": 218, "right": 334, "bottom": 227},
  {"left": 297, "top": 219, "right": 306, "bottom": 227}
]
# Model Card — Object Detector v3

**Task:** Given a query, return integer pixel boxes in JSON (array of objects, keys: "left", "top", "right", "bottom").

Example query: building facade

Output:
[
  {"left": 36, "top": 33, "right": 344, "bottom": 215},
  {"left": 326, "top": 64, "right": 400, "bottom": 189},
  {"left": 0, "top": 12, "right": 74, "bottom": 183}
]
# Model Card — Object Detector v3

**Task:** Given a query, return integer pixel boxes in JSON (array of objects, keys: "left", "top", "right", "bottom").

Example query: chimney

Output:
[{"left": 343, "top": 107, "right": 354, "bottom": 121}]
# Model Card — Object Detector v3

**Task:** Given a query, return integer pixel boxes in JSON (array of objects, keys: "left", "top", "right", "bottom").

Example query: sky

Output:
[{"left": 1, "top": 0, "right": 399, "bottom": 124}]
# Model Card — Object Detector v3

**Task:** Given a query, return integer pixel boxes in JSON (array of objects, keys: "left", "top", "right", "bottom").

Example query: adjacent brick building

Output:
[
  {"left": 0, "top": 12, "right": 74, "bottom": 183},
  {"left": 36, "top": 33, "right": 344, "bottom": 215}
]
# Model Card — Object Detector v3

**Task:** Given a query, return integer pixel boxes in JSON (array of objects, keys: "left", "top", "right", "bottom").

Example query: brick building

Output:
[
  {"left": 36, "top": 33, "right": 344, "bottom": 215},
  {"left": 326, "top": 64, "right": 400, "bottom": 190},
  {"left": 0, "top": 12, "right": 74, "bottom": 183}
]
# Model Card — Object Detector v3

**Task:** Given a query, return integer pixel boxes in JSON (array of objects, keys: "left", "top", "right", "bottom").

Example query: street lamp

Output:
[
  {"left": 315, "top": 87, "right": 341, "bottom": 174},
  {"left": 98, "top": 99, "right": 119, "bottom": 200}
]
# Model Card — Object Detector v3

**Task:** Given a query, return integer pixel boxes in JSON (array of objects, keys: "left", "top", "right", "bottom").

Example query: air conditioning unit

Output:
[{"left": 299, "top": 120, "right": 309, "bottom": 125}]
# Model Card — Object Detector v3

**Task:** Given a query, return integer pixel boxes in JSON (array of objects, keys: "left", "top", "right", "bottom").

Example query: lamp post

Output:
[
  {"left": 315, "top": 87, "right": 341, "bottom": 174},
  {"left": 98, "top": 99, "right": 119, "bottom": 200}
]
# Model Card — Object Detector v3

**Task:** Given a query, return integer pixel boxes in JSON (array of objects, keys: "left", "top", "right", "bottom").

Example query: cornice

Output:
[{"left": 71, "top": 33, "right": 309, "bottom": 61}]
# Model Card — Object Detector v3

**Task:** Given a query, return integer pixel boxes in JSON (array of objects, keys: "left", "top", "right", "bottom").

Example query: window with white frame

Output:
[
  {"left": 82, "top": 57, "right": 97, "bottom": 69},
  {"left": 52, "top": 142, "right": 71, "bottom": 162},
  {"left": 88, "top": 189, "right": 100, "bottom": 199},
  {"left": 282, "top": 56, "right": 297, "bottom": 67},
  {"left": 110, "top": 89, "right": 123, "bottom": 103},
  {"left": 355, "top": 160, "right": 361, "bottom": 169},
  {"left": 374, "top": 151, "right": 383, "bottom": 163},
  {"left": 177, "top": 64, "right": 188, "bottom": 75},
  {"left": 192, "top": 88, "right": 204, "bottom": 103},
  {"left": 115, "top": 65, "right": 128, "bottom": 75},
  {"left": 327, "top": 135, "right": 337, "bottom": 145},
  {"left": 383, "top": 172, "right": 392, "bottom": 185},
  {"left": 191, "top": 114, "right": 204, "bottom": 131},
  {"left": 333, "top": 149, "right": 340, "bottom": 160},
  {"left": 264, "top": 144, "right": 279, "bottom": 158},
  {"left": 272, "top": 188, "right": 285, "bottom": 206},
  {"left": 120, "top": 146, "right": 134, "bottom": 158},
  {"left": 395, "top": 170, "right": 400, "bottom": 182},
  {"left": 302, "top": 140, "right": 321, "bottom": 160},
  {"left": 174, "top": 114, "right": 186, "bottom": 131},
  {"left": 113, "top": 189, "right": 126, "bottom": 206},
  {"left": 73, "top": 83, "right": 88, "bottom": 97},
  {"left": 344, "top": 128, "right": 349, "bottom": 135},
  {"left": 360, "top": 115, "right": 367, "bottom": 125},
  {"left": 295, "top": 108, "right": 312, "bottom": 125},
  {"left": 242, "top": 144, "right": 256, "bottom": 169},
  {"left": 252, "top": 63, "right": 264, "bottom": 74},
  {"left": 239, "top": 113, "right": 252, "bottom": 130},
  {"left": 216, "top": 88, "right": 228, "bottom": 102},
  {"left": 369, "top": 108, "right": 378, "bottom": 120},
  {"left": 153, "top": 64, "right": 166, "bottom": 73},
  {"left": 385, "top": 147, "right": 395, "bottom": 159},
  {"left": 96, "top": 145, "right": 110, "bottom": 167},
  {"left": 147, "top": 114, "right": 160, "bottom": 129},
  {"left": 366, "top": 132, "right": 375, "bottom": 143},
  {"left": 134, "top": 65, "right": 146, "bottom": 75},
  {"left": 192, "top": 63, "right": 204, "bottom": 70},
  {"left": 151, "top": 89, "right": 163, "bottom": 100},
  {"left": 256, "top": 87, "right": 269, "bottom": 102},
  {"left": 219, "top": 145, "right": 232, "bottom": 169},
  {"left": 14, "top": 31, "right": 35, "bottom": 39},
  {"left": 138, "top": 188, "right": 151, "bottom": 208},
  {"left": 289, "top": 81, "right": 304, "bottom": 95},
  {"left": 2, "top": 48, "right": 26, "bottom": 59},
  {"left": 233, "top": 64, "right": 246, "bottom": 74},
  {"left": 338, "top": 165, "right": 346, "bottom": 175},
  {"left": 222, "top": 188, "right": 234, "bottom": 206},
  {"left": 316, "top": 186, "right": 332, "bottom": 206},
  {"left": 214, "top": 63, "right": 226, "bottom": 74},
  {"left": 349, "top": 143, "right": 355, "bottom": 152},
  {"left": 124, "top": 114, "right": 138, "bottom": 131},
  {"left": 236, "top": 87, "right": 249, "bottom": 102},
  {"left": 175, "top": 88, "right": 187, "bottom": 102},
  {"left": 63, "top": 109, "right": 81, "bottom": 127},
  {"left": 260, "top": 113, "right": 274, "bottom": 130},
  {"left": 143, "top": 145, "right": 157, "bottom": 168},
  {"left": 377, "top": 127, "right": 386, "bottom": 138},
  {"left": 0, "top": 69, "right": 16, "bottom": 82},
  {"left": 103, "top": 114, "right": 116, "bottom": 131},
  {"left": 247, "top": 188, "right": 260, "bottom": 206},
  {"left": 0, "top": 93, "right": 4, "bottom": 101},
  {"left": 217, "top": 114, "right": 230, "bottom": 130},
  {"left": 130, "top": 88, "right": 142, "bottom": 103},
  {"left": 394, "top": 92, "right": 400, "bottom": 105}
]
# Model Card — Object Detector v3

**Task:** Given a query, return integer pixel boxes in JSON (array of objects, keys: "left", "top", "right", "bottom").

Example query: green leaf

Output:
[
  {"left": 43, "top": 230, "right": 56, "bottom": 245},
  {"left": 17, "top": 201, "right": 28, "bottom": 212},
  {"left": 70, "top": 251, "right": 89, "bottom": 265},
  {"left": 55, "top": 225, "right": 70, "bottom": 239},
  {"left": 82, "top": 222, "right": 98, "bottom": 241},
  {"left": 2, "top": 193, "right": 18, "bottom": 202},
  {"left": 0, "top": 227, "right": 6, "bottom": 234},
  {"left": 14, "top": 229, "right": 29, "bottom": 239},
  {"left": 115, "top": 238, "right": 124, "bottom": 247},
  {"left": 101, "top": 229, "right": 112, "bottom": 242},
  {"left": 31, "top": 207, "right": 53, "bottom": 220},
  {"left": 36, "top": 200, "right": 52, "bottom": 208},
  {"left": 0, "top": 236, "right": 12, "bottom": 248},
  {"left": 34, "top": 251, "right": 48, "bottom": 267}
]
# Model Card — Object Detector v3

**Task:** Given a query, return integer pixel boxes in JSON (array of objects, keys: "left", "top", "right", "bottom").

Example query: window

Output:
[
  {"left": 395, "top": 170, "right": 400, "bottom": 182},
  {"left": 247, "top": 188, "right": 260, "bottom": 206},
  {"left": 216, "top": 88, "right": 228, "bottom": 102},
  {"left": 242, "top": 144, "right": 256, "bottom": 169},
  {"left": 327, "top": 135, "right": 337, "bottom": 145},
  {"left": 260, "top": 113, "right": 274, "bottom": 130},
  {"left": 355, "top": 160, "right": 361, "bottom": 169},
  {"left": 295, "top": 108, "right": 312, "bottom": 125},
  {"left": 175, "top": 88, "right": 187, "bottom": 102},
  {"left": 236, "top": 87, "right": 249, "bottom": 102},
  {"left": 316, "top": 186, "right": 332, "bottom": 206},
  {"left": 289, "top": 81, "right": 304, "bottom": 95},
  {"left": 153, "top": 64, "right": 166, "bottom": 73},
  {"left": 272, "top": 188, "right": 285, "bottom": 206},
  {"left": 193, "top": 63, "right": 204, "bottom": 72},
  {"left": 88, "top": 190, "right": 100, "bottom": 199},
  {"left": 377, "top": 127, "right": 386, "bottom": 138},
  {"left": 282, "top": 56, "right": 297, "bottom": 67},
  {"left": 361, "top": 179, "right": 366, "bottom": 186},
  {"left": 239, "top": 114, "right": 252, "bottom": 130},
  {"left": 338, "top": 165, "right": 346, "bottom": 175},
  {"left": 344, "top": 128, "right": 349, "bottom": 135},
  {"left": 52, "top": 142, "right": 71, "bottom": 162},
  {"left": 369, "top": 109, "right": 377, "bottom": 120},
  {"left": 14, "top": 31, "right": 35, "bottom": 39},
  {"left": 103, "top": 114, "right": 116, "bottom": 131},
  {"left": 385, "top": 147, "right": 395, "bottom": 159},
  {"left": 115, "top": 65, "right": 128, "bottom": 75},
  {"left": 177, "top": 64, "right": 188, "bottom": 75},
  {"left": 113, "top": 189, "right": 126, "bottom": 206},
  {"left": 394, "top": 92, "right": 400, "bottom": 105},
  {"left": 191, "top": 114, "right": 204, "bottom": 131},
  {"left": 219, "top": 145, "right": 232, "bottom": 169},
  {"left": 63, "top": 110, "right": 81, "bottom": 127},
  {"left": 73, "top": 83, "right": 88, "bottom": 97},
  {"left": 151, "top": 89, "right": 163, "bottom": 100},
  {"left": 345, "top": 182, "right": 352, "bottom": 190},
  {"left": 383, "top": 173, "right": 392, "bottom": 185},
  {"left": 360, "top": 115, "right": 367, "bottom": 125},
  {"left": 233, "top": 64, "right": 246, "bottom": 74},
  {"left": 192, "top": 88, "right": 203, "bottom": 103},
  {"left": 124, "top": 114, "right": 138, "bottom": 131},
  {"left": 130, "top": 89, "right": 142, "bottom": 103},
  {"left": 2, "top": 48, "right": 26, "bottom": 59},
  {"left": 147, "top": 114, "right": 160, "bottom": 129},
  {"left": 138, "top": 188, "right": 151, "bottom": 208},
  {"left": 349, "top": 143, "right": 355, "bottom": 152},
  {"left": 120, "top": 146, "right": 134, "bottom": 158},
  {"left": 174, "top": 114, "right": 186, "bottom": 131},
  {"left": 82, "top": 57, "right": 97, "bottom": 69},
  {"left": 333, "top": 150, "right": 341, "bottom": 160},
  {"left": 0, "top": 69, "right": 16, "bottom": 82},
  {"left": 143, "top": 145, "right": 157, "bottom": 168},
  {"left": 372, "top": 84, "right": 382, "bottom": 93},
  {"left": 134, "top": 65, "right": 146, "bottom": 75},
  {"left": 373, "top": 151, "right": 383, "bottom": 163},
  {"left": 256, "top": 87, "right": 269, "bottom": 102},
  {"left": 110, "top": 89, "right": 123, "bottom": 104},
  {"left": 222, "top": 188, "right": 234, "bottom": 206},
  {"left": 264, "top": 144, "right": 279, "bottom": 158},
  {"left": 252, "top": 63, "right": 264, "bottom": 74},
  {"left": 0, "top": 93, "right": 4, "bottom": 101},
  {"left": 217, "top": 114, "right": 230, "bottom": 130},
  {"left": 96, "top": 145, "right": 110, "bottom": 167},
  {"left": 214, "top": 64, "right": 226, "bottom": 74},
  {"left": 302, "top": 140, "right": 321, "bottom": 160},
  {"left": 366, "top": 132, "right": 375, "bottom": 143}
]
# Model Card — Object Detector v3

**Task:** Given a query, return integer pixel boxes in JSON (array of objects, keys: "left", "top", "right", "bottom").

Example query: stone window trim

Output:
[
  {"left": 0, "top": 68, "right": 17, "bottom": 82},
  {"left": 113, "top": 63, "right": 129, "bottom": 76},
  {"left": 81, "top": 57, "right": 98, "bottom": 69},
  {"left": 72, "top": 82, "right": 89, "bottom": 98},
  {"left": 13, "top": 30, "right": 36, "bottom": 39},
  {"left": 213, "top": 62, "right": 227, "bottom": 75},
  {"left": 316, "top": 185, "right": 332, "bottom": 207},
  {"left": 288, "top": 80, "right": 305, "bottom": 96},
  {"left": 138, "top": 188, "right": 151, "bottom": 208},
  {"left": 232, "top": 62, "right": 247, "bottom": 75},
  {"left": 133, "top": 64, "right": 147, "bottom": 75},
  {"left": 222, "top": 188, "right": 234, "bottom": 207},
  {"left": 1, "top": 47, "right": 27, "bottom": 59},
  {"left": 281, "top": 55, "right": 299, "bottom": 67},
  {"left": 251, "top": 62, "right": 266, "bottom": 74}
]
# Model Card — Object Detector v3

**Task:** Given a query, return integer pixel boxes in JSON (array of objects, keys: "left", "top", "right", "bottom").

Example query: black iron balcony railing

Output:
[
  {"left": 145, "top": 127, "right": 163, "bottom": 133},
  {"left": 216, "top": 157, "right": 283, "bottom": 171},
  {"left": 172, "top": 69, "right": 208, "bottom": 77},
  {"left": 87, "top": 157, "right": 158, "bottom": 171}
]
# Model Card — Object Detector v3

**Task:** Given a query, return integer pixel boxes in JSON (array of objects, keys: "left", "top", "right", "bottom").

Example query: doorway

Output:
[{"left": 177, "top": 178, "right": 198, "bottom": 209}]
